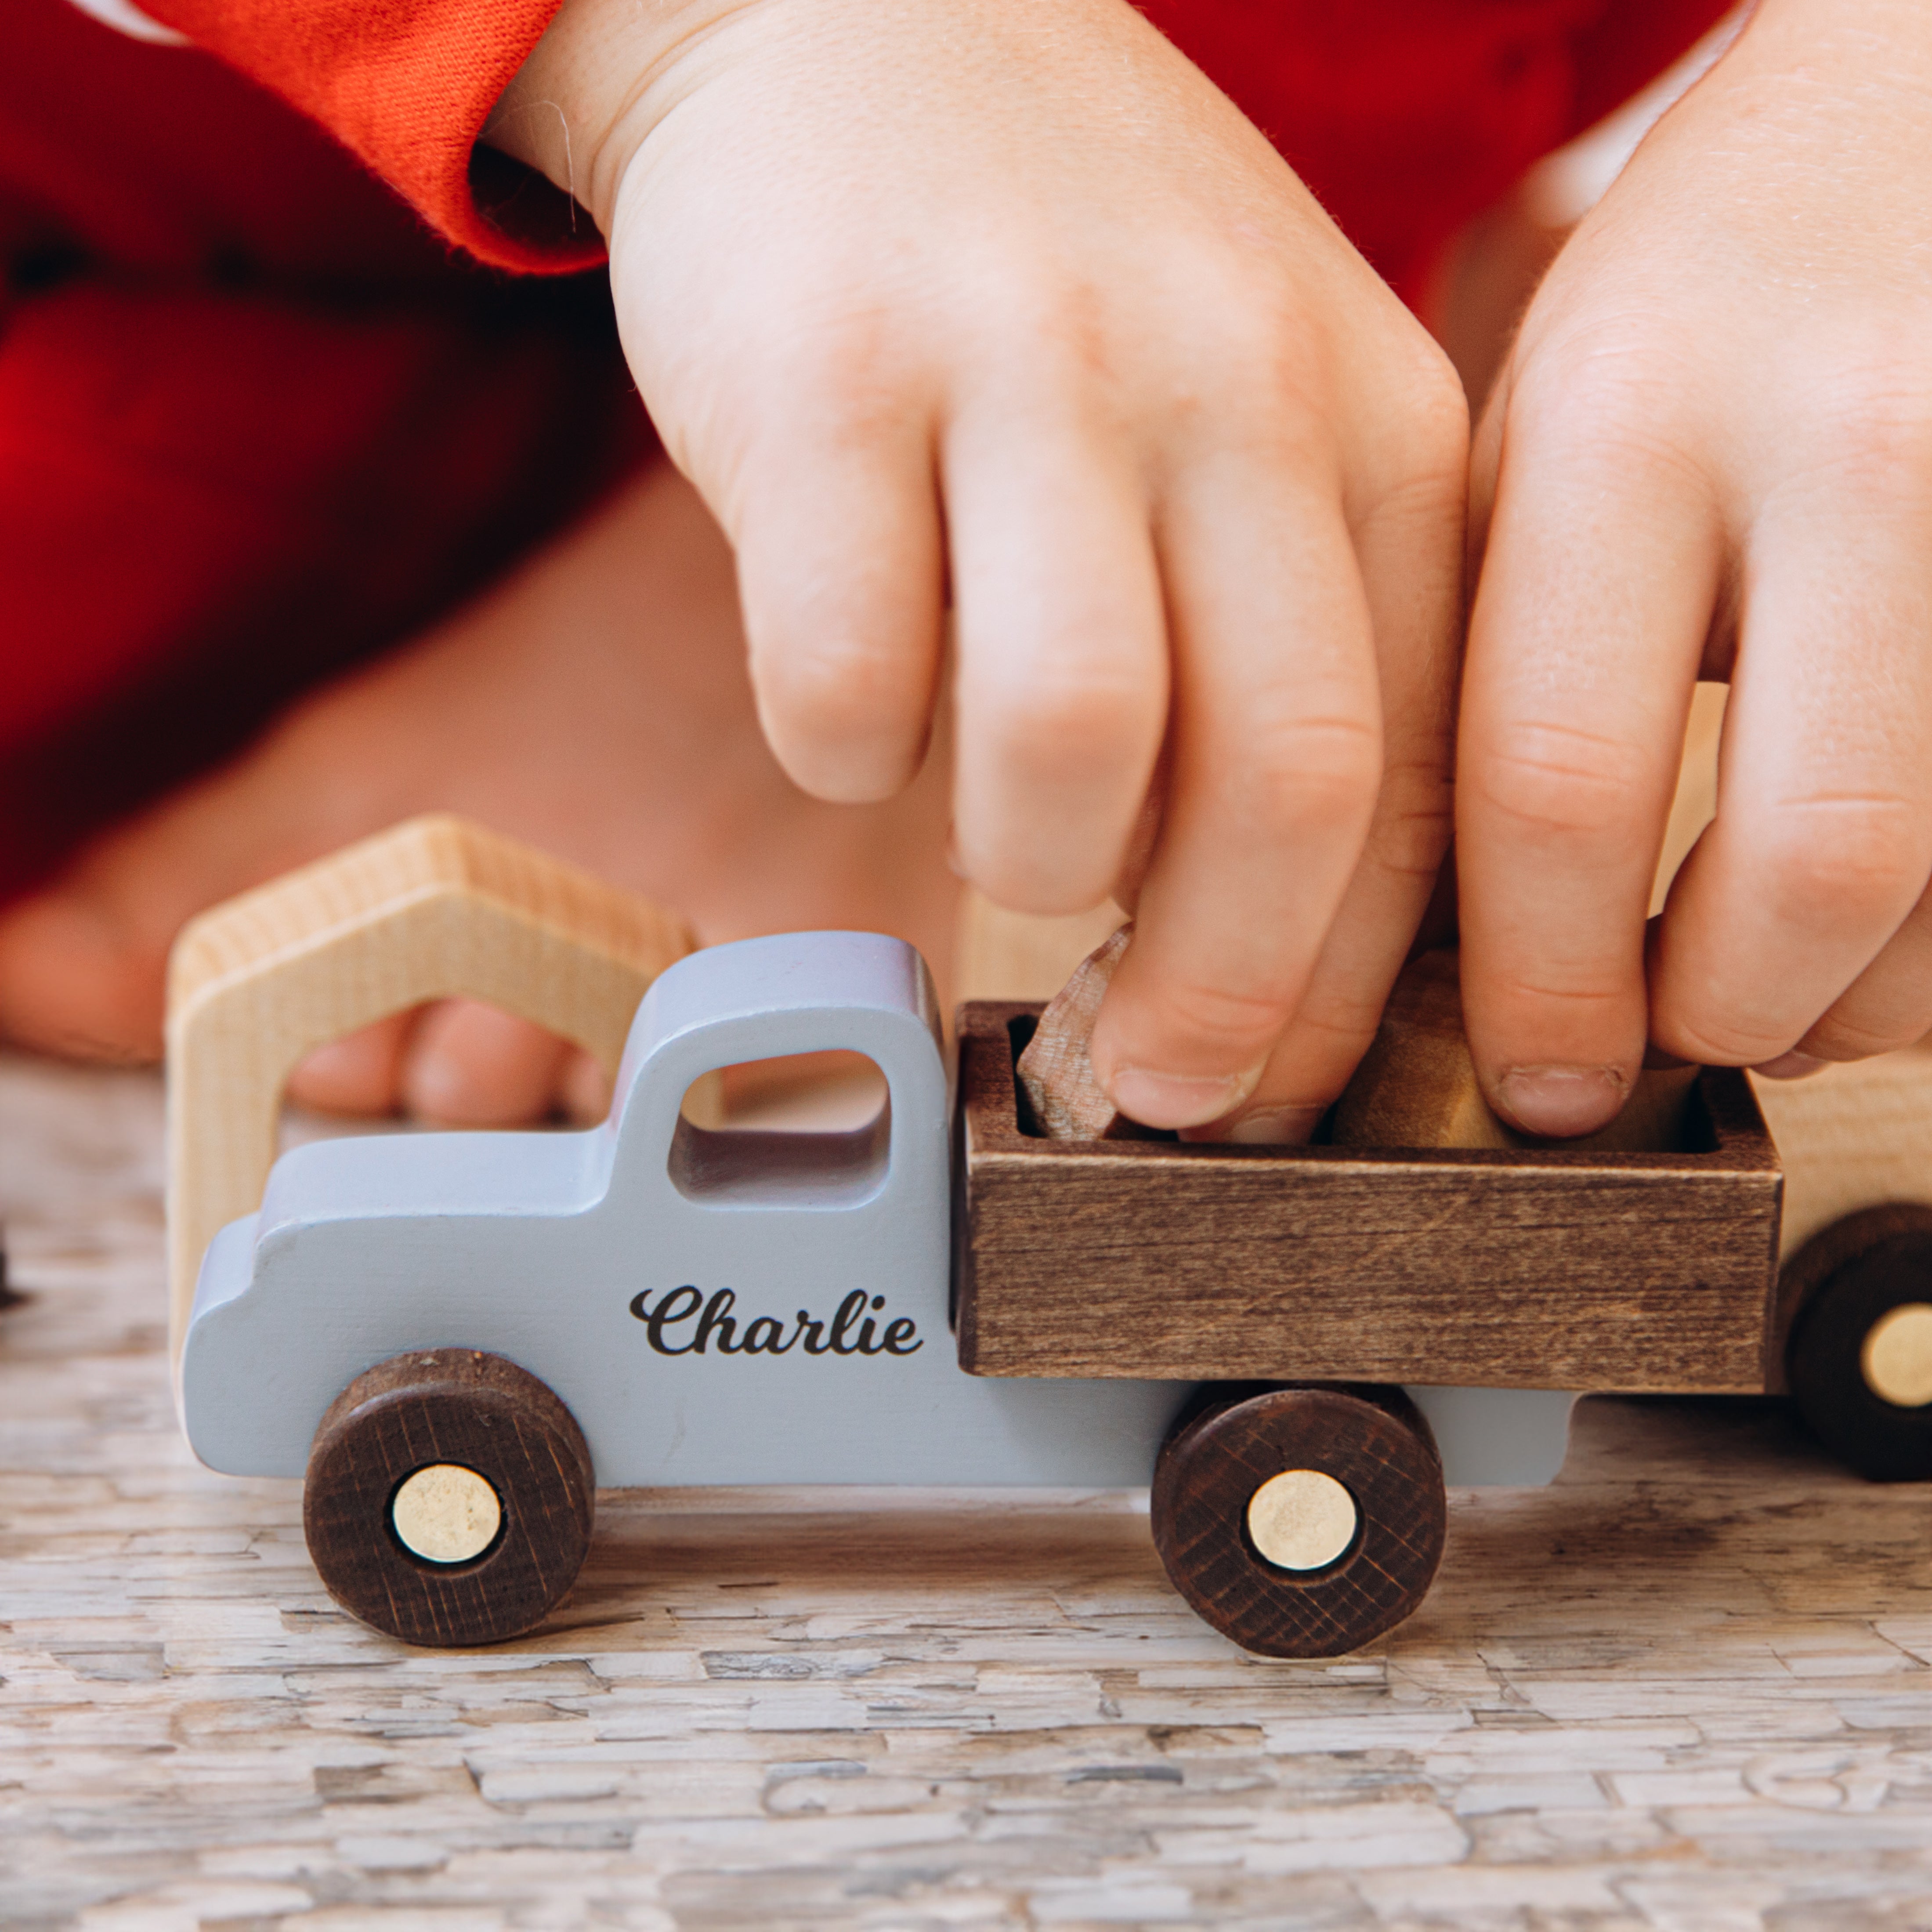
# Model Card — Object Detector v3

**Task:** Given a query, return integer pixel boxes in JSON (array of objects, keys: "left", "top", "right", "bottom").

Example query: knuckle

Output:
[
  {"left": 1361, "top": 756, "right": 1455, "bottom": 881},
  {"left": 1486, "top": 968, "right": 1632, "bottom": 1026},
  {"left": 1659, "top": 1009, "right": 1795, "bottom": 1067},
  {"left": 1792, "top": 356, "right": 1932, "bottom": 491},
  {"left": 981, "top": 665, "right": 1156, "bottom": 791},
  {"left": 1229, "top": 712, "right": 1383, "bottom": 838},
  {"left": 756, "top": 629, "right": 914, "bottom": 735},
  {"left": 1802, "top": 1009, "right": 1918, "bottom": 1060},
  {"left": 1505, "top": 337, "right": 1705, "bottom": 489},
  {"left": 1472, "top": 722, "right": 1650, "bottom": 842},
  {"left": 1143, "top": 971, "right": 1294, "bottom": 1062},
  {"left": 1755, "top": 794, "right": 1928, "bottom": 928}
]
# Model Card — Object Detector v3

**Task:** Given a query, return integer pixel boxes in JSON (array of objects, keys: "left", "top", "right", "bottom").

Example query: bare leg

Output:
[{"left": 0, "top": 457, "right": 957, "bottom": 1122}]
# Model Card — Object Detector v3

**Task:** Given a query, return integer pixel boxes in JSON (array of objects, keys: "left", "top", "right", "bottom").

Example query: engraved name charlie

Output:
[{"left": 628, "top": 1286, "right": 922, "bottom": 1357}]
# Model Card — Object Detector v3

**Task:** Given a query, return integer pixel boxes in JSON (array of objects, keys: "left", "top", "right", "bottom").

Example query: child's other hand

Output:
[
  {"left": 1460, "top": 0, "right": 1932, "bottom": 1136},
  {"left": 488, "top": 0, "right": 1466, "bottom": 1136}
]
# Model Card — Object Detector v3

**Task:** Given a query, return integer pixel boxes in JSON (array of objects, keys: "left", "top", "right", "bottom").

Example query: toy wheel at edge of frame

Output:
[
  {"left": 304, "top": 1350, "right": 595, "bottom": 1645},
  {"left": 1783, "top": 1204, "right": 1932, "bottom": 1483},
  {"left": 1151, "top": 1383, "right": 1447, "bottom": 1658}
]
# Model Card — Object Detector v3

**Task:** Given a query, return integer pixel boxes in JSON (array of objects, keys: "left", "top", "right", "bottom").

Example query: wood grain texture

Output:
[
  {"left": 1, "top": 1049, "right": 1927, "bottom": 1929},
  {"left": 951, "top": 886, "right": 1127, "bottom": 1004},
  {"left": 1751, "top": 1042, "right": 1932, "bottom": 1262},
  {"left": 304, "top": 1350, "right": 596, "bottom": 1648},
  {"left": 1778, "top": 1205, "right": 1932, "bottom": 1484},
  {"left": 1151, "top": 1385, "right": 1446, "bottom": 1658},
  {"left": 164, "top": 815, "right": 699, "bottom": 1364},
  {"left": 956, "top": 1004, "right": 1784, "bottom": 1391},
  {"left": 1012, "top": 924, "right": 1155, "bottom": 1140}
]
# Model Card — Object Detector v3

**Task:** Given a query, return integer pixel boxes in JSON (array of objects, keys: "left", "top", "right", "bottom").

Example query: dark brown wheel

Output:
[
  {"left": 1151, "top": 1383, "right": 1446, "bottom": 1657},
  {"left": 1784, "top": 1205, "right": 1932, "bottom": 1483},
  {"left": 304, "top": 1350, "right": 594, "bottom": 1646}
]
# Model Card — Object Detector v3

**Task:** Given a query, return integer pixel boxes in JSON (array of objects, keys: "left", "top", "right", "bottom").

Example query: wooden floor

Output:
[{"left": 0, "top": 1052, "right": 1926, "bottom": 1931}]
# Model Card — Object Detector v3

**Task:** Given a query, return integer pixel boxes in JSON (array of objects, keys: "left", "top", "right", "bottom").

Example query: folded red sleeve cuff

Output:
[{"left": 142, "top": 0, "right": 605, "bottom": 271}]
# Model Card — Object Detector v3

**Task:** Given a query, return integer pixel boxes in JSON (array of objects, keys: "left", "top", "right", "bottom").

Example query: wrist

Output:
[{"left": 483, "top": 0, "right": 744, "bottom": 235}]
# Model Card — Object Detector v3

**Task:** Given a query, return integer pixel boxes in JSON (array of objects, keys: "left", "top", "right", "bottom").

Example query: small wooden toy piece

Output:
[
  {"left": 1017, "top": 930, "right": 1698, "bottom": 1153},
  {"left": 1330, "top": 949, "right": 1700, "bottom": 1156},
  {"left": 172, "top": 823, "right": 1191, "bottom": 1646},
  {"left": 1013, "top": 924, "right": 1165, "bottom": 1139}
]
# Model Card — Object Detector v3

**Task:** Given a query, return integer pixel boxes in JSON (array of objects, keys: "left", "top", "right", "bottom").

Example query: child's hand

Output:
[
  {"left": 1459, "top": 0, "right": 1932, "bottom": 1137},
  {"left": 488, "top": 0, "right": 1466, "bottom": 1136}
]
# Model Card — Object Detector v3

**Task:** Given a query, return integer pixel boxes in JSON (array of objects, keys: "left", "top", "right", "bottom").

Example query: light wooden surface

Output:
[
  {"left": 165, "top": 816, "right": 698, "bottom": 1361},
  {"left": 1, "top": 1050, "right": 1925, "bottom": 1929}
]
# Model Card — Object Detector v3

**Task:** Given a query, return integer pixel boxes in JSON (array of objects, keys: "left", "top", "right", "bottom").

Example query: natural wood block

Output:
[
  {"left": 165, "top": 814, "right": 698, "bottom": 1364},
  {"left": 1012, "top": 937, "right": 1695, "bottom": 1153},
  {"left": 954, "top": 1002, "right": 1784, "bottom": 1391},
  {"left": 951, "top": 886, "right": 1127, "bottom": 1003},
  {"left": 1012, "top": 923, "right": 1164, "bottom": 1140},
  {"left": 1332, "top": 948, "right": 1699, "bottom": 1154},
  {"left": 1750, "top": 1040, "right": 1932, "bottom": 1261}
]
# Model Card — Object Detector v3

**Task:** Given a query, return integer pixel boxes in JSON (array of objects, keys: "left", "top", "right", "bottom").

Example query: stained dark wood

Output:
[
  {"left": 1782, "top": 1204, "right": 1932, "bottom": 1483},
  {"left": 1151, "top": 1383, "right": 1446, "bottom": 1657},
  {"left": 304, "top": 1350, "right": 595, "bottom": 1646},
  {"left": 953, "top": 1002, "right": 1785, "bottom": 1391}
]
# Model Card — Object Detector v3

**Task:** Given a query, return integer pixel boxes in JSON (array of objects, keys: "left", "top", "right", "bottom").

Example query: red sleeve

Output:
[{"left": 140, "top": 0, "right": 603, "bottom": 272}]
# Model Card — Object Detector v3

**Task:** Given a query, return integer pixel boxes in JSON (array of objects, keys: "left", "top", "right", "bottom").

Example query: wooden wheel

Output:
[
  {"left": 304, "top": 1351, "right": 595, "bottom": 1645},
  {"left": 1784, "top": 1205, "right": 1932, "bottom": 1483},
  {"left": 1151, "top": 1384, "right": 1446, "bottom": 1657}
]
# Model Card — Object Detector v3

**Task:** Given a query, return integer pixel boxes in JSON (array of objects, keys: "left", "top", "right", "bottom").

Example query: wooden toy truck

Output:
[{"left": 166, "top": 819, "right": 1932, "bottom": 1657}]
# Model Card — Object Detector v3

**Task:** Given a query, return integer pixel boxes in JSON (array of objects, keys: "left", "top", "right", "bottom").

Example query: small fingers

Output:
[
  {"left": 948, "top": 408, "right": 1168, "bottom": 914},
  {"left": 287, "top": 1011, "right": 414, "bottom": 1116},
  {"left": 1789, "top": 880, "right": 1932, "bottom": 1063},
  {"left": 1459, "top": 373, "right": 1724, "bottom": 1136},
  {"left": 734, "top": 412, "right": 946, "bottom": 803},
  {"left": 1651, "top": 497, "right": 1932, "bottom": 1066},
  {"left": 399, "top": 999, "right": 574, "bottom": 1127},
  {"left": 1189, "top": 436, "right": 1464, "bottom": 1140},
  {"left": 0, "top": 889, "right": 162, "bottom": 1061},
  {"left": 1089, "top": 455, "right": 1385, "bottom": 1129}
]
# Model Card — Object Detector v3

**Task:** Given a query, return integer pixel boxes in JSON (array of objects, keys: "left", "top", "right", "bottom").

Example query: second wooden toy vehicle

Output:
[{"left": 166, "top": 819, "right": 1932, "bottom": 1656}]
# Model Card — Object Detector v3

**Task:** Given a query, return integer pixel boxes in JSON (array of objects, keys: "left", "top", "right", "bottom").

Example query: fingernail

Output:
[
  {"left": 1221, "top": 1105, "right": 1325, "bottom": 1146},
  {"left": 1109, "top": 1065, "right": 1260, "bottom": 1131},
  {"left": 1494, "top": 1064, "right": 1629, "bottom": 1138},
  {"left": 1752, "top": 1050, "right": 1828, "bottom": 1082}
]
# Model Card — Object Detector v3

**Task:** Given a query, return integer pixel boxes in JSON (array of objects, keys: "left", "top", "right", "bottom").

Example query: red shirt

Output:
[{"left": 0, "top": 0, "right": 1732, "bottom": 901}]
